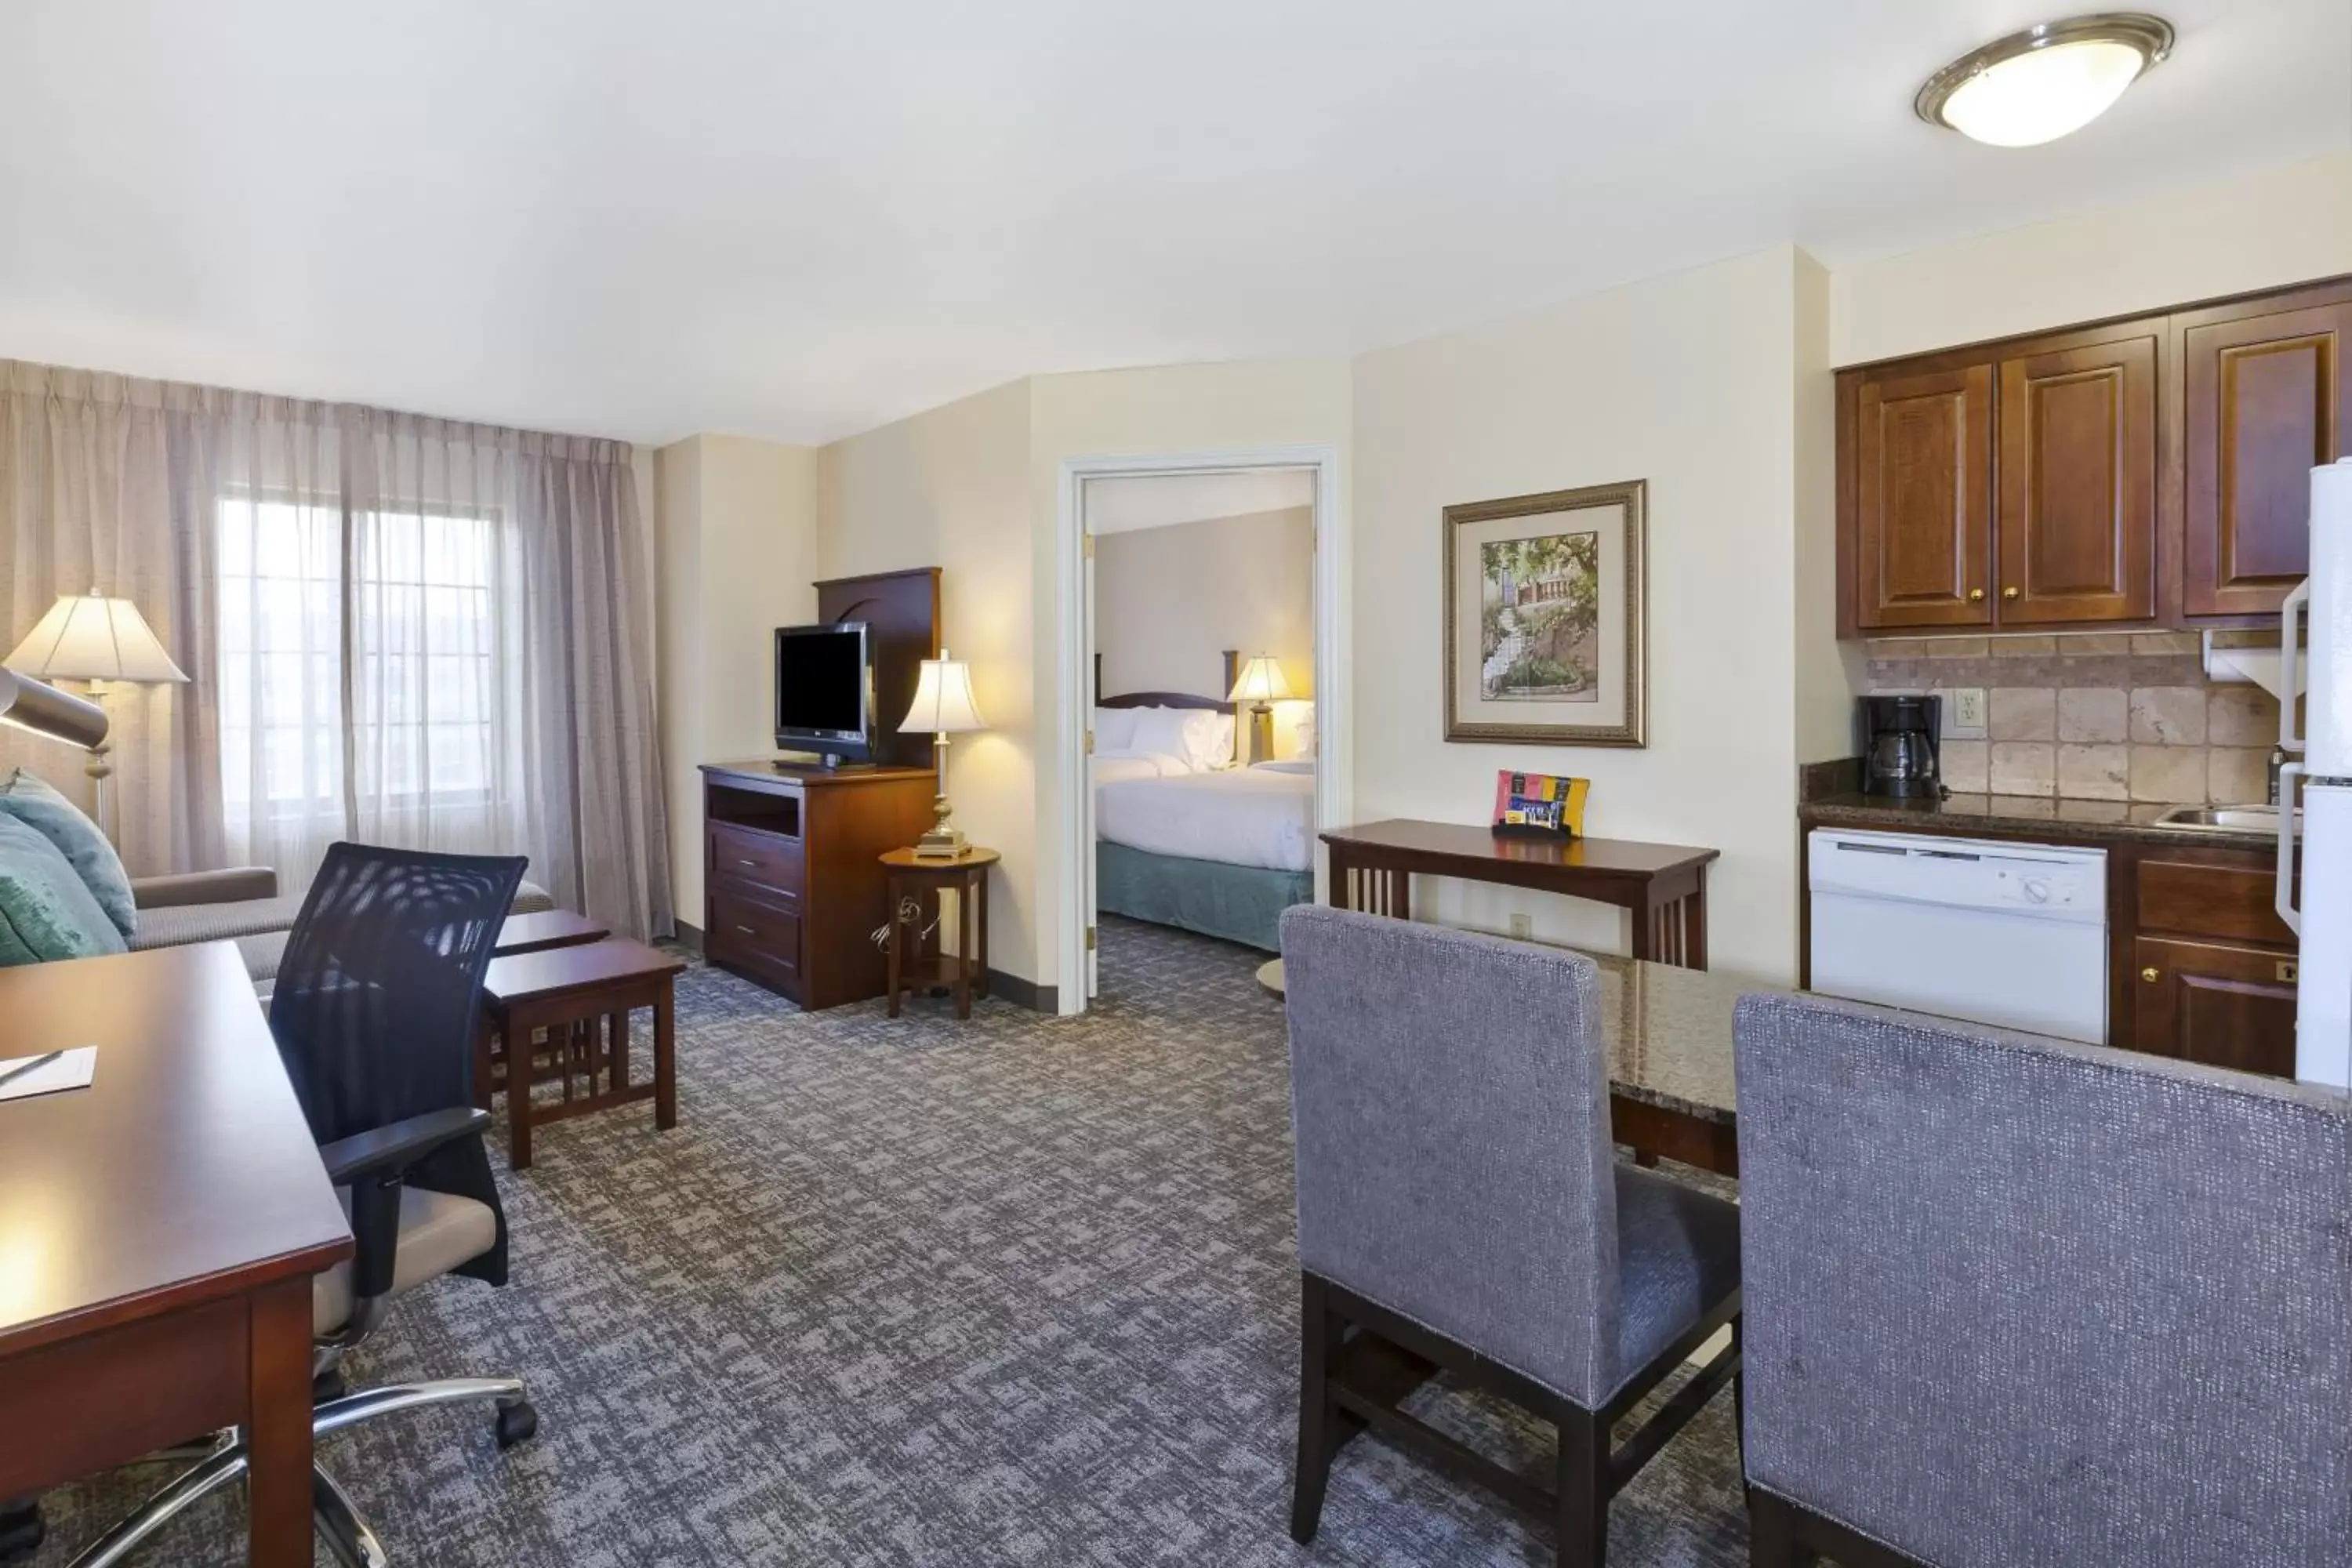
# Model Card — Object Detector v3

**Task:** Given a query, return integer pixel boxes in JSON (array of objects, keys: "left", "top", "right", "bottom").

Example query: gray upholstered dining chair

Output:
[
  {"left": 1279, "top": 905, "right": 1742, "bottom": 1566},
  {"left": 1734, "top": 990, "right": 2352, "bottom": 1568}
]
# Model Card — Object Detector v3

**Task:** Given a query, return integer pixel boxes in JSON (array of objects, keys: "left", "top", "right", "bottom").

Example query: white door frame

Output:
[{"left": 1054, "top": 444, "right": 1348, "bottom": 1014}]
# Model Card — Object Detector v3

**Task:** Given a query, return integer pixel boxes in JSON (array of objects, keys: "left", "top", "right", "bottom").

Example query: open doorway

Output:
[{"left": 1054, "top": 448, "right": 1347, "bottom": 1012}]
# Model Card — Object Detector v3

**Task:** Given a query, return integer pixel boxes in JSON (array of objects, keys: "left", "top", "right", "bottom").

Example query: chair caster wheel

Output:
[
  {"left": 495, "top": 1400, "right": 539, "bottom": 1450},
  {"left": 0, "top": 1501, "right": 44, "bottom": 1563},
  {"left": 313, "top": 1367, "right": 348, "bottom": 1404}
]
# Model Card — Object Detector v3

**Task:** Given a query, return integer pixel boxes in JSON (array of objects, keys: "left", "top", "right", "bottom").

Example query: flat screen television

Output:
[{"left": 775, "top": 622, "right": 876, "bottom": 764}]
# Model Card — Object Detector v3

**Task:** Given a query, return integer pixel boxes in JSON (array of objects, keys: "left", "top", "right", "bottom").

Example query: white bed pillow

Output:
[
  {"left": 1094, "top": 706, "right": 1140, "bottom": 752},
  {"left": 1127, "top": 706, "right": 1232, "bottom": 771},
  {"left": 1127, "top": 707, "right": 1199, "bottom": 769}
]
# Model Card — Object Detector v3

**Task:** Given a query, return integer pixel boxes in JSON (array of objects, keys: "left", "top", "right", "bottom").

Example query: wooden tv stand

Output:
[{"left": 699, "top": 760, "right": 937, "bottom": 1009}]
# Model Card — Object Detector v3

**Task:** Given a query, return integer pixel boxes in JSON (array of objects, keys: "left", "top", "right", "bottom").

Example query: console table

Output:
[{"left": 1319, "top": 818, "right": 1719, "bottom": 970}]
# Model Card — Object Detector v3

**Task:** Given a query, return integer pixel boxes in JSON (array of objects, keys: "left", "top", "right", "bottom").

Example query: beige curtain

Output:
[{"left": 0, "top": 360, "right": 673, "bottom": 939}]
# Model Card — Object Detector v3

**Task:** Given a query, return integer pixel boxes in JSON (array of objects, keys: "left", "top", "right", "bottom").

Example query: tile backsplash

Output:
[{"left": 1865, "top": 631, "right": 2281, "bottom": 805}]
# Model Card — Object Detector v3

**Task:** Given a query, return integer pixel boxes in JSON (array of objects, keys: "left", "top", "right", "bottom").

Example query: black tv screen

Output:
[{"left": 775, "top": 625, "right": 871, "bottom": 749}]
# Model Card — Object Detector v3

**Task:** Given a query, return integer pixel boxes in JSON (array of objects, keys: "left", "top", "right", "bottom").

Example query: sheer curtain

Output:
[{"left": 0, "top": 361, "right": 673, "bottom": 938}]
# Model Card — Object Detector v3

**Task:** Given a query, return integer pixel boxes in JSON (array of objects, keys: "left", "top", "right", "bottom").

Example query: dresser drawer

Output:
[
  {"left": 707, "top": 888, "right": 803, "bottom": 981},
  {"left": 710, "top": 821, "right": 803, "bottom": 898}
]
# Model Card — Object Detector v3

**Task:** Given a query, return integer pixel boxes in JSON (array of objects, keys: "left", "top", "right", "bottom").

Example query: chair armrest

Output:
[
  {"left": 131, "top": 866, "right": 279, "bottom": 909},
  {"left": 320, "top": 1106, "right": 491, "bottom": 1187},
  {"left": 321, "top": 1107, "right": 491, "bottom": 1305}
]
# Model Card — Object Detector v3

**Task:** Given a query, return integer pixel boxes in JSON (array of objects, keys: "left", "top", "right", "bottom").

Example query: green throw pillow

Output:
[
  {"left": 0, "top": 813, "right": 129, "bottom": 964},
  {"left": 0, "top": 768, "right": 136, "bottom": 938}
]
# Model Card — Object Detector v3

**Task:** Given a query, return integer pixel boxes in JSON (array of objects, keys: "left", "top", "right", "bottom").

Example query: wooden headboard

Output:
[{"left": 1095, "top": 650, "right": 1238, "bottom": 712}]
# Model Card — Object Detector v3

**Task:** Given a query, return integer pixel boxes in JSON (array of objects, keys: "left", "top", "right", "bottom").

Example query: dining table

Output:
[{"left": 1258, "top": 948, "right": 1757, "bottom": 1178}]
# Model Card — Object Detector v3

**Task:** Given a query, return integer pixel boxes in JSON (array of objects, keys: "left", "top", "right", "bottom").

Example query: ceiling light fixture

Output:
[{"left": 1915, "top": 13, "right": 2174, "bottom": 147}]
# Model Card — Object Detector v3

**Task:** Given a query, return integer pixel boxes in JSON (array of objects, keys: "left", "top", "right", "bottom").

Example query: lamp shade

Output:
[
  {"left": 5, "top": 591, "right": 189, "bottom": 683},
  {"left": 0, "top": 667, "right": 110, "bottom": 750},
  {"left": 1226, "top": 654, "right": 1294, "bottom": 705},
  {"left": 898, "top": 651, "right": 985, "bottom": 735}
]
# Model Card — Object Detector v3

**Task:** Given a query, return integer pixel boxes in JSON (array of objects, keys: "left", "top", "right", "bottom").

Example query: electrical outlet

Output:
[
  {"left": 1508, "top": 912, "right": 1533, "bottom": 941},
  {"left": 1947, "top": 687, "right": 1988, "bottom": 739}
]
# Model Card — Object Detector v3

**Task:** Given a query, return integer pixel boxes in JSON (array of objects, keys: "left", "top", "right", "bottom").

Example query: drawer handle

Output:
[
  {"left": 2141, "top": 966, "right": 2160, "bottom": 983},
  {"left": 1967, "top": 588, "right": 1985, "bottom": 602},
  {"left": 738, "top": 858, "right": 758, "bottom": 867},
  {"left": 735, "top": 924, "right": 757, "bottom": 936}
]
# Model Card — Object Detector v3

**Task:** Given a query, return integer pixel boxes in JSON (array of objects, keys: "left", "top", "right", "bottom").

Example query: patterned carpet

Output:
[{"left": 24, "top": 916, "right": 1748, "bottom": 1566}]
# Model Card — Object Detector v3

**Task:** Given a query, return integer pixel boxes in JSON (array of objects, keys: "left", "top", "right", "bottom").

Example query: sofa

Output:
[{"left": 127, "top": 866, "right": 556, "bottom": 985}]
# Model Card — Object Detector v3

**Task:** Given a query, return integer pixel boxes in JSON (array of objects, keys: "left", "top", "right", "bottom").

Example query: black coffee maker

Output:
[{"left": 1860, "top": 695, "right": 1942, "bottom": 798}]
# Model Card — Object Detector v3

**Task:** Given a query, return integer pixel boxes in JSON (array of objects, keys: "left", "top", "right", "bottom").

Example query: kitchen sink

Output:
[{"left": 2154, "top": 803, "right": 2294, "bottom": 834}]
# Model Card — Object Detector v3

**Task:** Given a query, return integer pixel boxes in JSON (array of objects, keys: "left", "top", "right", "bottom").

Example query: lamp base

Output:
[{"left": 913, "top": 825, "right": 969, "bottom": 858}]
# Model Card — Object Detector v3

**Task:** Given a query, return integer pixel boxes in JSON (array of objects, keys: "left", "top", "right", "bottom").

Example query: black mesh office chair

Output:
[{"left": 65, "top": 843, "right": 539, "bottom": 1568}]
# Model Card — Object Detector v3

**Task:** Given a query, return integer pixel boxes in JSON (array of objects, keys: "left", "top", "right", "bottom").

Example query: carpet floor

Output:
[{"left": 24, "top": 916, "right": 1748, "bottom": 1566}]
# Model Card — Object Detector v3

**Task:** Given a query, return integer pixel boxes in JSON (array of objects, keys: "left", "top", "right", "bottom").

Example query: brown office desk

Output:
[
  {"left": 0, "top": 942, "right": 352, "bottom": 1568},
  {"left": 1321, "top": 818, "right": 1721, "bottom": 969},
  {"left": 494, "top": 909, "right": 609, "bottom": 956}
]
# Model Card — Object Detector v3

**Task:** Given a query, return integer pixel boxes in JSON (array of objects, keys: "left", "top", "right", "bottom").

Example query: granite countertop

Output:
[
  {"left": 1798, "top": 791, "right": 2278, "bottom": 851},
  {"left": 1592, "top": 953, "right": 1761, "bottom": 1127}
]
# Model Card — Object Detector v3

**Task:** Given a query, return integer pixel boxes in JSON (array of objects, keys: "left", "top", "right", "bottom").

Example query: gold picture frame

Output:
[{"left": 1443, "top": 479, "right": 1646, "bottom": 747}]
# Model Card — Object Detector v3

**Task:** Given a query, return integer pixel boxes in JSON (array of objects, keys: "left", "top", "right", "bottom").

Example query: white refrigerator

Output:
[{"left": 2278, "top": 456, "right": 2352, "bottom": 1088}]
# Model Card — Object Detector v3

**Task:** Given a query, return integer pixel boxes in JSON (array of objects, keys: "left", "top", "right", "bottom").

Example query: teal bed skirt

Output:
[{"left": 1096, "top": 841, "right": 1312, "bottom": 953}]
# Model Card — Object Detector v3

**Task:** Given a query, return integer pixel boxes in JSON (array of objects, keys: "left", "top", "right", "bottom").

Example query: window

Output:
[{"left": 217, "top": 499, "right": 502, "bottom": 822}]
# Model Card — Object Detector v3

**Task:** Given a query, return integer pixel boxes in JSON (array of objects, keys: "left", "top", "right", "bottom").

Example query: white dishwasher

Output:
[{"left": 1807, "top": 828, "right": 2108, "bottom": 1044}]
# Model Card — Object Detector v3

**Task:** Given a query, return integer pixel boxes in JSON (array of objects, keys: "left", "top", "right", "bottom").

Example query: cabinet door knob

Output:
[
  {"left": 2141, "top": 966, "right": 2160, "bottom": 983},
  {"left": 1967, "top": 588, "right": 1985, "bottom": 602},
  {"left": 2002, "top": 586, "right": 2020, "bottom": 601}
]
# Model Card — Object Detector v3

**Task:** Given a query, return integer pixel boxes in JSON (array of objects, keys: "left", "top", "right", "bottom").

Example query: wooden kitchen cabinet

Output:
[
  {"left": 1848, "top": 362, "right": 1994, "bottom": 629},
  {"left": 2130, "top": 936, "right": 2299, "bottom": 1078},
  {"left": 1838, "top": 270, "right": 2352, "bottom": 635},
  {"left": 2176, "top": 281, "right": 2352, "bottom": 618},
  {"left": 1995, "top": 333, "right": 2158, "bottom": 623}
]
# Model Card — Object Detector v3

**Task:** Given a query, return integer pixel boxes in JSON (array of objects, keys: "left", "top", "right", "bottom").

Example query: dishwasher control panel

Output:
[{"left": 1808, "top": 829, "right": 2108, "bottom": 926}]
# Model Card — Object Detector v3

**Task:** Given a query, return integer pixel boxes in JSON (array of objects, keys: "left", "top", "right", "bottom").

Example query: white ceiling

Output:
[
  {"left": 1084, "top": 471, "right": 1316, "bottom": 535},
  {"left": 1, "top": 2, "right": 2344, "bottom": 446}
]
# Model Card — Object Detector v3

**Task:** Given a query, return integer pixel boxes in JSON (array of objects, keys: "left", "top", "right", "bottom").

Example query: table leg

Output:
[
  {"left": 612, "top": 1007, "right": 631, "bottom": 1090},
  {"left": 886, "top": 881, "right": 904, "bottom": 1018},
  {"left": 508, "top": 1011, "right": 535, "bottom": 1171},
  {"left": 975, "top": 872, "right": 991, "bottom": 1000},
  {"left": 1632, "top": 896, "right": 1655, "bottom": 963},
  {"left": 954, "top": 873, "right": 974, "bottom": 1021},
  {"left": 1686, "top": 877, "right": 1709, "bottom": 971},
  {"left": 654, "top": 979, "right": 677, "bottom": 1131},
  {"left": 245, "top": 1276, "right": 314, "bottom": 1568}
]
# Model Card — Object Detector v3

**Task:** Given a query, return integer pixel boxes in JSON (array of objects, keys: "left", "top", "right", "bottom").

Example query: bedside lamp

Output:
[
  {"left": 1226, "top": 653, "right": 1292, "bottom": 766},
  {"left": 4, "top": 590, "right": 189, "bottom": 830},
  {"left": 897, "top": 650, "right": 985, "bottom": 858}
]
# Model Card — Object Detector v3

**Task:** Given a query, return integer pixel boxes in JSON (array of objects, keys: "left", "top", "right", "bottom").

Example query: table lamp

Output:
[
  {"left": 897, "top": 650, "right": 985, "bottom": 858},
  {"left": 1226, "top": 652, "right": 1292, "bottom": 766},
  {"left": 4, "top": 590, "right": 190, "bottom": 830}
]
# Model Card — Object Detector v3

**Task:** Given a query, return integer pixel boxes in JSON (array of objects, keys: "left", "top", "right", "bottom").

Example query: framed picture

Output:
[{"left": 1443, "top": 479, "right": 1646, "bottom": 747}]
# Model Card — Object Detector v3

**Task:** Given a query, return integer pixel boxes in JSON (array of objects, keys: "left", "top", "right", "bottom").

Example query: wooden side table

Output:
[
  {"left": 477, "top": 938, "right": 687, "bottom": 1170},
  {"left": 494, "top": 909, "right": 609, "bottom": 956},
  {"left": 880, "top": 847, "right": 999, "bottom": 1019}
]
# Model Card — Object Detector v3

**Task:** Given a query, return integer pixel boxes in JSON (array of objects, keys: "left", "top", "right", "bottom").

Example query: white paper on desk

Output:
[{"left": 0, "top": 1045, "right": 96, "bottom": 1102}]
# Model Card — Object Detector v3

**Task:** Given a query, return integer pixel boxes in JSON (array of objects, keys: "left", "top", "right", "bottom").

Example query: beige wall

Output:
[
  {"left": 654, "top": 433, "right": 821, "bottom": 924},
  {"left": 1094, "top": 506, "right": 1312, "bottom": 702},
  {"left": 817, "top": 379, "right": 1040, "bottom": 977},
  {"left": 1354, "top": 247, "right": 1820, "bottom": 983},
  {"left": 1792, "top": 249, "right": 1858, "bottom": 765},
  {"left": 1833, "top": 151, "right": 2352, "bottom": 366}
]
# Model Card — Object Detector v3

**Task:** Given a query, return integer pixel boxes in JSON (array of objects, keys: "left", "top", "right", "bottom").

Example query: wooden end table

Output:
[
  {"left": 477, "top": 938, "right": 687, "bottom": 1169},
  {"left": 880, "top": 846, "right": 999, "bottom": 1019}
]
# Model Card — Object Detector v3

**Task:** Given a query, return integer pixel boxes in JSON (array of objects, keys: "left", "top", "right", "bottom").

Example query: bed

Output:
[{"left": 1092, "top": 659, "right": 1315, "bottom": 953}]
